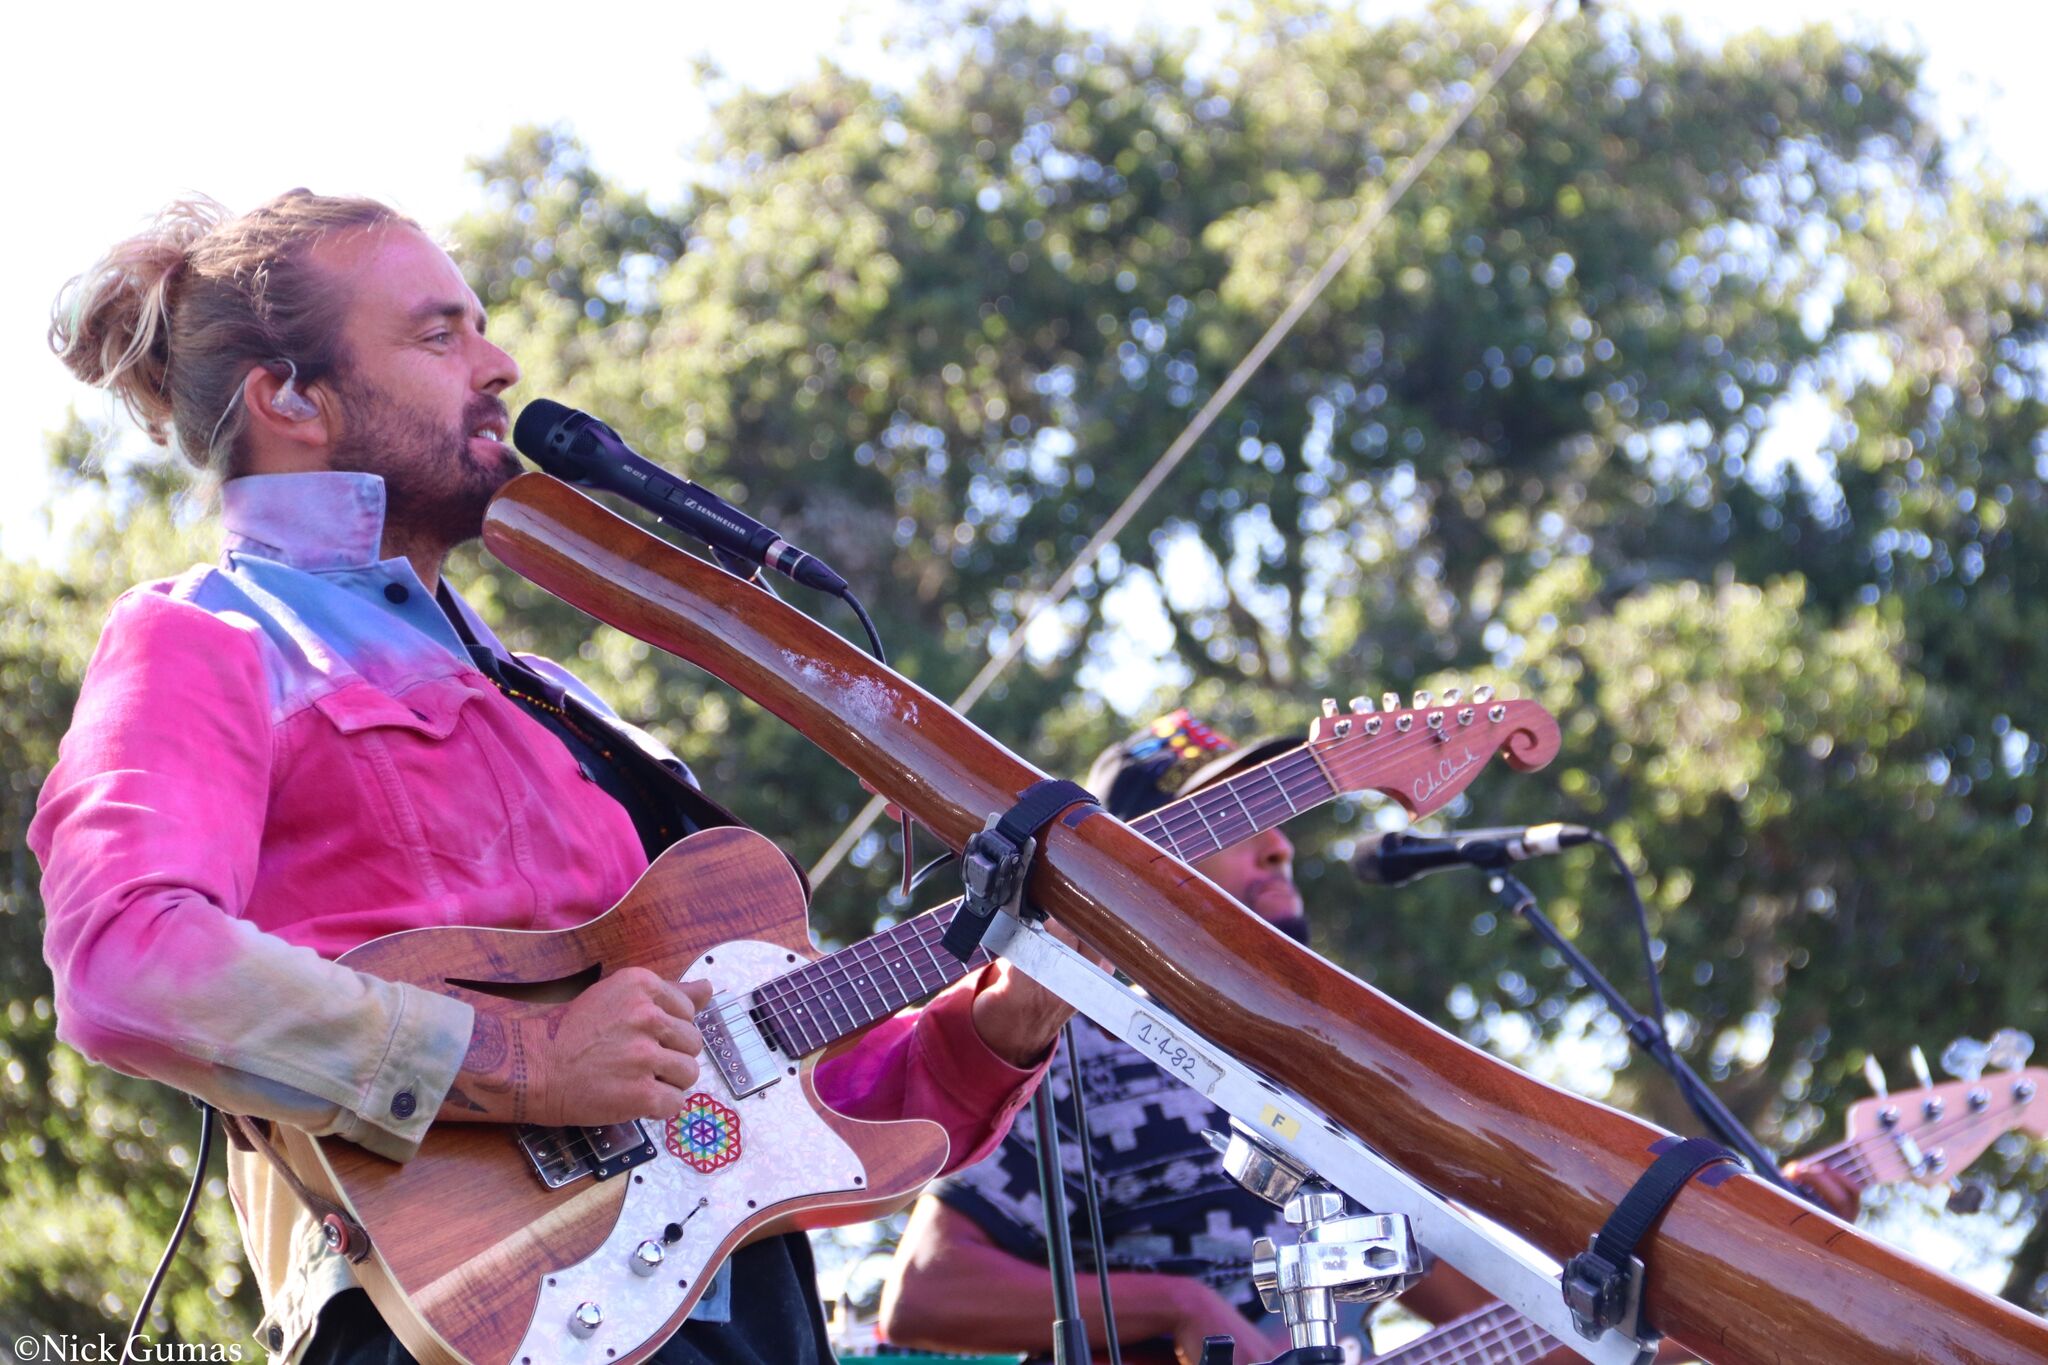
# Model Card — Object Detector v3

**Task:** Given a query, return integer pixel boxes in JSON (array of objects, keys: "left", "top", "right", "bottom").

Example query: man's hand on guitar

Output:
[
  {"left": 1783, "top": 1158, "right": 1862, "bottom": 1222},
  {"left": 439, "top": 968, "right": 716, "bottom": 1126}
]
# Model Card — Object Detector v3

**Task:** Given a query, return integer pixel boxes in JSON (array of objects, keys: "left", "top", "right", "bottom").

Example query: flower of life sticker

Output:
[{"left": 665, "top": 1093, "right": 743, "bottom": 1173}]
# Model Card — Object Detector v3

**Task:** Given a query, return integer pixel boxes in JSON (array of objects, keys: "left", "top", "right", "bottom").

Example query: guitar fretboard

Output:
[
  {"left": 1378, "top": 1301, "right": 1556, "bottom": 1365},
  {"left": 750, "top": 748, "right": 1340, "bottom": 1058}
]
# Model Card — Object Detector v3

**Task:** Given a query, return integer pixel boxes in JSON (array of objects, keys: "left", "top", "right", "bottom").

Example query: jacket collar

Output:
[{"left": 221, "top": 472, "right": 388, "bottom": 571}]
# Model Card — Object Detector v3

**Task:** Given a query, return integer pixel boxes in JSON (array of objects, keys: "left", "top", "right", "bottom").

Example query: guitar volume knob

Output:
[
  {"left": 571, "top": 1301, "right": 603, "bottom": 1338},
  {"left": 633, "top": 1240, "right": 665, "bottom": 1276}
]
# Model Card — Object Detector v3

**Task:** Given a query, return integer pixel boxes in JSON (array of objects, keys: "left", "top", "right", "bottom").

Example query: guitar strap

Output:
[
  {"left": 438, "top": 584, "right": 811, "bottom": 896},
  {"left": 217, "top": 1112, "right": 373, "bottom": 1263}
]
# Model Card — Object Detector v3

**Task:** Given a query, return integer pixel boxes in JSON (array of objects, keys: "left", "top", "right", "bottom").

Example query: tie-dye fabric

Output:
[{"left": 31, "top": 471, "right": 1041, "bottom": 1360}]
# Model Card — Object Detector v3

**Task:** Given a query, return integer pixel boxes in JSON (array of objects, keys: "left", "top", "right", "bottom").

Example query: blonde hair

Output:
[{"left": 49, "top": 189, "right": 418, "bottom": 474}]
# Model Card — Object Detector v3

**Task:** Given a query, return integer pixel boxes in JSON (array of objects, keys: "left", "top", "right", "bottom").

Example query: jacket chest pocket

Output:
[{"left": 308, "top": 678, "right": 538, "bottom": 900}]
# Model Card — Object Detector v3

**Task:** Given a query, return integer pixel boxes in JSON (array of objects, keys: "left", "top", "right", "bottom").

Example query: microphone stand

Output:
[
  {"left": 1487, "top": 869, "right": 1800, "bottom": 1196},
  {"left": 1029, "top": 1087, "right": 1096, "bottom": 1365}
]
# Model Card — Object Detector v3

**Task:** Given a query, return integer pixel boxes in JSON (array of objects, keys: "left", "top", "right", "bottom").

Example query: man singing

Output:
[{"left": 35, "top": 190, "right": 1067, "bottom": 1364}]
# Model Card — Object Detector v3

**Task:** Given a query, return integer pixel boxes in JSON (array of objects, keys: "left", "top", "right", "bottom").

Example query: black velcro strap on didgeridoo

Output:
[
  {"left": 1562, "top": 1135, "right": 1742, "bottom": 1342},
  {"left": 940, "top": 779, "right": 1101, "bottom": 962}
]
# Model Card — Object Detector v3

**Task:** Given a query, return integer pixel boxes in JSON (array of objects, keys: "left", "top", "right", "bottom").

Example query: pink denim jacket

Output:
[{"left": 32, "top": 472, "right": 1041, "bottom": 1357}]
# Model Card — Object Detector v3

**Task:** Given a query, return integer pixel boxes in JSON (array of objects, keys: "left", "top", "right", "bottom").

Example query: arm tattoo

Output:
[
  {"left": 454, "top": 1011, "right": 527, "bottom": 1122},
  {"left": 510, "top": 1022, "right": 530, "bottom": 1125},
  {"left": 465, "top": 1013, "right": 511, "bottom": 1072},
  {"left": 443, "top": 1085, "right": 488, "bottom": 1113}
]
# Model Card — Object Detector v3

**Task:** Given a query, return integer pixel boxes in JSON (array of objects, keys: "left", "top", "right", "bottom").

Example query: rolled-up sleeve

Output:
[
  {"left": 30, "top": 589, "right": 471, "bottom": 1160},
  {"left": 813, "top": 965, "right": 1047, "bottom": 1174}
]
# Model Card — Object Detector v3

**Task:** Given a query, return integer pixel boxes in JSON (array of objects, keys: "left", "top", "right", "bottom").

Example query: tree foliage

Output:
[{"left": 6, "top": 1, "right": 2046, "bottom": 1343}]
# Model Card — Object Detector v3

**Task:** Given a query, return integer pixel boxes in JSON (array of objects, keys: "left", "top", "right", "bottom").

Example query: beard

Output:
[{"left": 326, "top": 374, "right": 517, "bottom": 552}]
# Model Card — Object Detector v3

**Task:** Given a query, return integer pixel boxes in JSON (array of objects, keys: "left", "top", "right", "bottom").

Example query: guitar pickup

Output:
[
  {"left": 518, "top": 1120, "right": 656, "bottom": 1189},
  {"left": 699, "top": 996, "right": 780, "bottom": 1099}
]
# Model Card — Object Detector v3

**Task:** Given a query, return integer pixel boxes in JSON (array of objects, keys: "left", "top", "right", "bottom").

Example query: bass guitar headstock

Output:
[
  {"left": 1304, "top": 685, "right": 1560, "bottom": 820},
  {"left": 1841, "top": 1031, "right": 2046, "bottom": 1192}
]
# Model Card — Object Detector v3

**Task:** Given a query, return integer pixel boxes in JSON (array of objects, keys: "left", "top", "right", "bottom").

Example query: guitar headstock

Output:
[
  {"left": 1840, "top": 1064, "right": 2047, "bottom": 1189},
  {"left": 1304, "top": 685, "right": 1560, "bottom": 820}
]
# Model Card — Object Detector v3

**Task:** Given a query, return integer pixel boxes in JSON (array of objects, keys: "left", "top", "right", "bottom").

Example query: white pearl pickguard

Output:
[{"left": 512, "top": 939, "right": 865, "bottom": 1363}]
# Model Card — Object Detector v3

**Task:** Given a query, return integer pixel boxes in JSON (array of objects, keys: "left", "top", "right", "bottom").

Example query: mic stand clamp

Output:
[
  {"left": 1199, "top": 1122, "right": 1425, "bottom": 1365},
  {"left": 982, "top": 912, "right": 1658, "bottom": 1365}
]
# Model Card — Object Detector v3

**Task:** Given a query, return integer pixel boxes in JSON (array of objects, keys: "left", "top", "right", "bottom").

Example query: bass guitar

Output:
[{"left": 284, "top": 689, "right": 1558, "bottom": 1365}]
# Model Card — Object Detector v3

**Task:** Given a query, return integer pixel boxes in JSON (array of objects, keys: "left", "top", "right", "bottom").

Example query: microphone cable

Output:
[
  {"left": 122, "top": 1098, "right": 215, "bottom": 1365},
  {"left": 1581, "top": 832, "right": 1790, "bottom": 1184},
  {"left": 827, "top": 582, "right": 923, "bottom": 897},
  {"left": 1591, "top": 832, "right": 1671, "bottom": 1040}
]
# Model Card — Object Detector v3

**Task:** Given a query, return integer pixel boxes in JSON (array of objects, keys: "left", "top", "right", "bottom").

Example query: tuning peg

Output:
[
  {"left": 1987, "top": 1028, "right": 2035, "bottom": 1071},
  {"left": 1862, "top": 1055, "right": 1888, "bottom": 1099},
  {"left": 1947, "top": 1179, "right": 1993, "bottom": 1216},
  {"left": 1320, "top": 698, "right": 1339, "bottom": 718},
  {"left": 1412, "top": 689, "right": 1433, "bottom": 708},
  {"left": 1910, "top": 1045, "right": 1934, "bottom": 1092},
  {"left": 1942, "top": 1037, "right": 1990, "bottom": 1082},
  {"left": 1349, "top": 695, "right": 1374, "bottom": 713},
  {"left": 1442, "top": 686, "right": 1462, "bottom": 704},
  {"left": 1383, "top": 691, "right": 1400, "bottom": 713},
  {"left": 1472, "top": 684, "right": 1495, "bottom": 704}
]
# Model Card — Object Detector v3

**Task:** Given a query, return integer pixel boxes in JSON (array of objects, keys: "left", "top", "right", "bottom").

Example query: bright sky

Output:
[{"left": 3, "top": 0, "right": 2042, "bottom": 563}]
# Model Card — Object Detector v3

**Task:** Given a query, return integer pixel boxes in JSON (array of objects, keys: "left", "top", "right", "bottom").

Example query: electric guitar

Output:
[
  {"left": 282, "top": 691, "right": 1560, "bottom": 1365},
  {"left": 1374, "top": 1056, "right": 2048, "bottom": 1365}
]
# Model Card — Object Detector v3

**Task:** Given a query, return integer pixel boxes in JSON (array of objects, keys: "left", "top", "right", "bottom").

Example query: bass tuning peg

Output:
[
  {"left": 1942, "top": 1037, "right": 1990, "bottom": 1083},
  {"left": 1910, "top": 1046, "right": 1934, "bottom": 1092},
  {"left": 1987, "top": 1028, "right": 2035, "bottom": 1072},
  {"left": 1862, "top": 1055, "right": 1888, "bottom": 1099}
]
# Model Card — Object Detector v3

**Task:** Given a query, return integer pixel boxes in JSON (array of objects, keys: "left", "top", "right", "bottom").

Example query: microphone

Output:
[
  {"left": 512, "top": 398, "right": 848, "bottom": 595},
  {"left": 1351, "top": 823, "right": 1595, "bottom": 887}
]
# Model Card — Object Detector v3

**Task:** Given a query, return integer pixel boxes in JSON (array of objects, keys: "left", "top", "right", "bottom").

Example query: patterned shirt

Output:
[{"left": 935, "top": 1016, "right": 1288, "bottom": 1328}]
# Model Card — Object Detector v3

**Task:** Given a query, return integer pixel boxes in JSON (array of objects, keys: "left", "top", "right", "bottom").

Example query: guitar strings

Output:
[
  {"left": 1389, "top": 1308, "right": 1555, "bottom": 1365},
  {"left": 750, "top": 718, "right": 1503, "bottom": 1057},
  {"left": 1810, "top": 1099, "right": 2035, "bottom": 1187}
]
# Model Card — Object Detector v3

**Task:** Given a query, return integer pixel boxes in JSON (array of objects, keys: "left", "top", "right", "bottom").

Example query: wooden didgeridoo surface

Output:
[{"left": 483, "top": 472, "right": 2048, "bottom": 1365}]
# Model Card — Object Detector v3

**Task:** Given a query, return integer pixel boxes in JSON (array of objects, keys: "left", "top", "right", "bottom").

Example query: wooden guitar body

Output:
[{"left": 283, "top": 826, "right": 948, "bottom": 1365}]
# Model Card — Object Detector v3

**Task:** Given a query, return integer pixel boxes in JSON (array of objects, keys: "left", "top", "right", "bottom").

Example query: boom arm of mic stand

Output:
[{"left": 1487, "top": 872, "right": 1799, "bottom": 1199}]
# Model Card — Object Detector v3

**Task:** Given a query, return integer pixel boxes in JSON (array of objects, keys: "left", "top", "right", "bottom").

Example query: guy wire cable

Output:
[{"left": 811, "top": 0, "right": 1562, "bottom": 887}]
